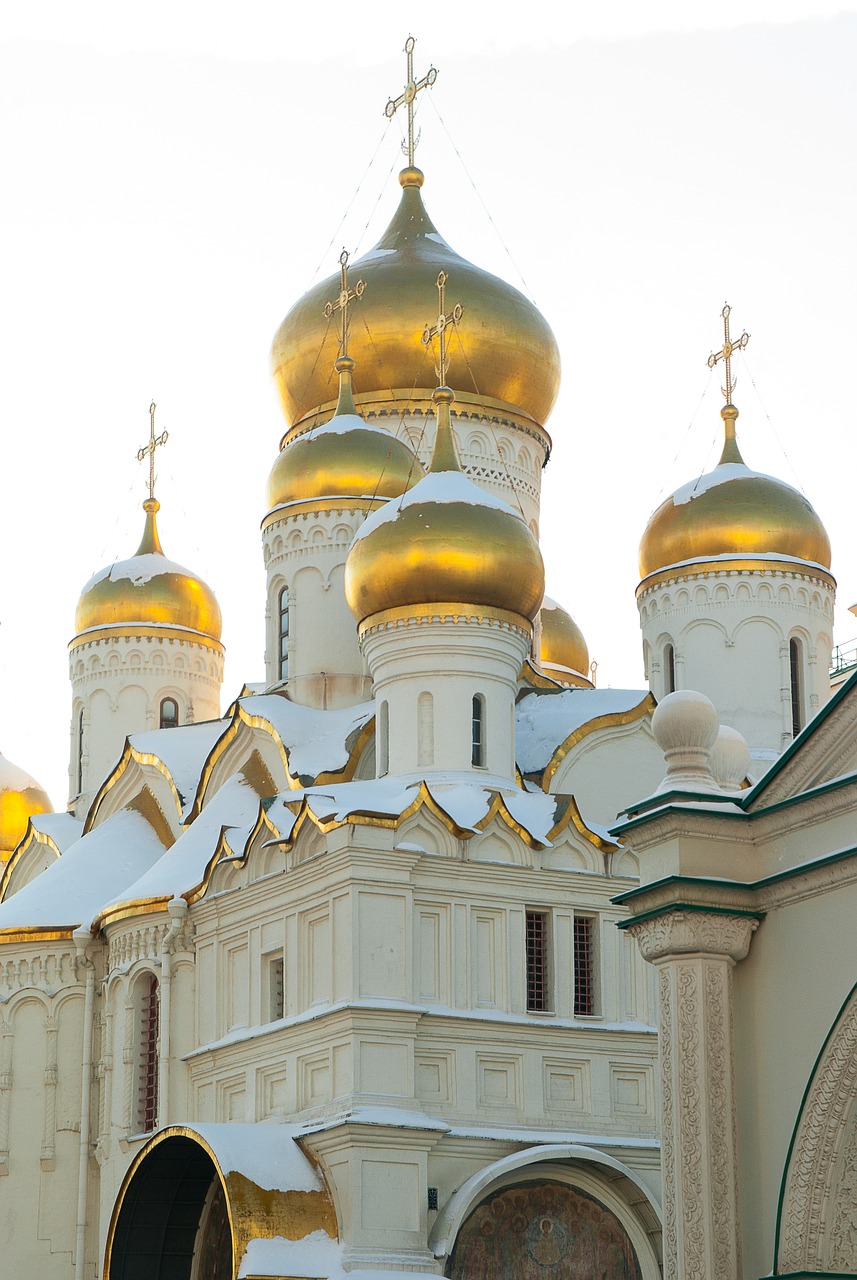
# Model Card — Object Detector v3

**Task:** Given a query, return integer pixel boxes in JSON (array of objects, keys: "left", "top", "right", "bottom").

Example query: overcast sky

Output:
[{"left": 2, "top": 2, "right": 855, "bottom": 804}]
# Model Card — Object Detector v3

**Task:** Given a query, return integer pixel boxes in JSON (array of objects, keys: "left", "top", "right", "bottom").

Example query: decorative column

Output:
[
  {"left": 0, "top": 1019, "right": 12, "bottom": 1174},
  {"left": 627, "top": 909, "right": 758, "bottom": 1280},
  {"left": 41, "top": 1013, "right": 59, "bottom": 1170}
]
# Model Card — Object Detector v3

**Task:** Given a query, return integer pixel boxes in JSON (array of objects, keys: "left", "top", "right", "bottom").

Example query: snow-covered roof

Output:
[
  {"left": 128, "top": 719, "right": 230, "bottom": 820},
  {"left": 29, "top": 812, "right": 83, "bottom": 852},
  {"left": 351, "top": 469, "right": 522, "bottom": 545},
  {"left": 516, "top": 688, "right": 652, "bottom": 777},
  {"left": 671, "top": 461, "right": 797, "bottom": 506},
  {"left": 236, "top": 694, "right": 374, "bottom": 785},
  {"left": 80, "top": 551, "right": 201, "bottom": 590}
]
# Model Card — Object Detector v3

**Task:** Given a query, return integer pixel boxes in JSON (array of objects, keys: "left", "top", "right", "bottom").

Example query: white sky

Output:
[{"left": 1, "top": 1, "right": 856, "bottom": 805}]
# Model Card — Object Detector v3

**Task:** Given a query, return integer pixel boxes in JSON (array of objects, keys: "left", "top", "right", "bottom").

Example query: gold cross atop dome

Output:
[
  {"left": 384, "top": 36, "right": 438, "bottom": 168},
  {"left": 707, "top": 303, "right": 750, "bottom": 405},
  {"left": 136, "top": 401, "right": 168, "bottom": 502},
  {"left": 422, "top": 270, "right": 463, "bottom": 388},
  {"left": 323, "top": 249, "right": 365, "bottom": 360}
]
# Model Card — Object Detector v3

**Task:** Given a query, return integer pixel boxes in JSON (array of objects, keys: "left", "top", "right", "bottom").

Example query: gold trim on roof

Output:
[
  {"left": 69, "top": 624, "right": 224, "bottom": 654},
  {"left": 637, "top": 557, "right": 836, "bottom": 597},
  {"left": 357, "top": 601, "right": 535, "bottom": 638},
  {"left": 537, "top": 693, "right": 656, "bottom": 791},
  {"left": 547, "top": 795, "right": 619, "bottom": 852}
]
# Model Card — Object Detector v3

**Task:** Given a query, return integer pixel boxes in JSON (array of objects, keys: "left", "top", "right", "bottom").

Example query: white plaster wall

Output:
[
  {"left": 360, "top": 614, "right": 530, "bottom": 779},
  {"left": 638, "top": 567, "right": 834, "bottom": 756},
  {"left": 68, "top": 634, "right": 223, "bottom": 813}
]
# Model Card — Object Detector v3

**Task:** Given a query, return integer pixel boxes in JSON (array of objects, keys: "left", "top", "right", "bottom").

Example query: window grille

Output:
[
  {"left": 471, "top": 695, "right": 485, "bottom": 768},
  {"left": 159, "top": 697, "right": 179, "bottom": 730},
  {"left": 139, "top": 974, "right": 159, "bottom": 1132},
  {"left": 573, "top": 915, "right": 595, "bottom": 1016},
  {"left": 526, "top": 910, "right": 550, "bottom": 1012},
  {"left": 278, "top": 586, "right": 290, "bottom": 681},
  {"left": 269, "top": 956, "right": 285, "bottom": 1021},
  {"left": 789, "top": 637, "right": 803, "bottom": 737}
]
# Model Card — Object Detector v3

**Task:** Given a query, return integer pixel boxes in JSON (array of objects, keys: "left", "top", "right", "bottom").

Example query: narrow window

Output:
[
  {"left": 159, "top": 697, "right": 179, "bottom": 730},
  {"left": 267, "top": 954, "right": 285, "bottom": 1021},
  {"left": 278, "top": 586, "right": 290, "bottom": 681},
  {"left": 418, "top": 692, "right": 434, "bottom": 767},
  {"left": 471, "top": 694, "right": 485, "bottom": 768},
  {"left": 76, "top": 709, "right": 84, "bottom": 794},
  {"left": 526, "top": 910, "right": 550, "bottom": 1012},
  {"left": 138, "top": 974, "right": 159, "bottom": 1132},
  {"left": 664, "top": 643, "right": 676, "bottom": 695},
  {"left": 789, "top": 637, "right": 804, "bottom": 737},
  {"left": 378, "top": 700, "right": 389, "bottom": 777},
  {"left": 573, "top": 915, "right": 596, "bottom": 1016}
]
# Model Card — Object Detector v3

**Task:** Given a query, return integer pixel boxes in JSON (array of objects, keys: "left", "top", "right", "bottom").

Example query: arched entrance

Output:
[
  {"left": 447, "top": 1180, "right": 643, "bottom": 1279},
  {"left": 107, "top": 1134, "right": 232, "bottom": 1280}
]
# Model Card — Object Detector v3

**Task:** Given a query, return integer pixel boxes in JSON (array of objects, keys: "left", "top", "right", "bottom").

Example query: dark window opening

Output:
[
  {"left": 790, "top": 637, "right": 804, "bottom": 737},
  {"left": 526, "top": 910, "right": 550, "bottom": 1012},
  {"left": 573, "top": 915, "right": 596, "bottom": 1016},
  {"left": 138, "top": 974, "right": 159, "bottom": 1133},
  {"left": 268, "top": 955, "right": 284, "bottom": 1021},
  {"left": 76, "top": 709, "right": 84, "bottom": 794},
  {"left": 159, "top": 697, "right": 179, "bottom": 730},
  {"left": 664, "top": 643, "right": 676, "bottom": 695},
  {"left": 278, "top": 586, "right": 290, "bottom": 681},
  {"left": 471, "top": 694, "right": 485, "bottom": 768}
]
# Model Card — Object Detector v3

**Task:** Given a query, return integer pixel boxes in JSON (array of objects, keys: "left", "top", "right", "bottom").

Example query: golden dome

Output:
[
  {"left": 271, "top": 167, "right": 560, "bottom": 429},
  {"left": 540, "top": 597, "right": 590, "bottom": 685},
  {"left": 74, "top": 500, "right": 223, "bottom": 644},
  {"left": 639, "top": 406, "right": 832, "bottom": 580},
  {"left": 266, "top": 357, "right": 419, "bottom": 511},
  {"left": 0, "top": 752, "right": 52, "bottom": 856},
  {"left": 345, "top": 386, "right": 545, "bottom": 624}
]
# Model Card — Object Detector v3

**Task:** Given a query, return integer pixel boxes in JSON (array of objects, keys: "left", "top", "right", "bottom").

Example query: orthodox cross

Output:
[
  {"left": 422, "top": 270, "right": 463, "bottom": 386},
  {"left": 707, "top": 303, "right": 750, "bottom": 404},
  {"left": 384, "top": 36, "right": 438, "bottom": 167},
  {"left": 136, "top": 401, "right": 168, "bottom": 501},
  {"left": 323, "top": 249, "right": 365, "bottom": 358}
]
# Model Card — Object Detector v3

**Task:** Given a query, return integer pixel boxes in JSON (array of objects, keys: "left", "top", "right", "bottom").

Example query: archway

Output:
[{"left": 447, "top": 1179, "right": 643, "bottom": 1279}]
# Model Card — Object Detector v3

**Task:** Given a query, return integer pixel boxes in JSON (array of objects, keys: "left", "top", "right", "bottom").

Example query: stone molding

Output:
[{"left": 627, "top": 909, "right": 758, "bottom": 965}]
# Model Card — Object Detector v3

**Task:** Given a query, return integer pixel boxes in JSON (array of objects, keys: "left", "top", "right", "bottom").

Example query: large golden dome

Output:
[
  {"left": 266, "top": 357, "right": 419, "bottom": 511},
  {"left": 539, "top": 597, "right": 591, "bottom": 686},
  {"left": 345, "top": 387, "right": 545, "bottom": 624},
  {"left": 0, "top": 752, "right": 52, "bottom": 856},
  {"left": 74, "top": 500, "right": 223, "bottom": 644},
  {"left": 271, "top": 167, "right": 560, "bottom": 429},
  {"left": 639, "top": 406, "right": 832, "bottom": 580}
]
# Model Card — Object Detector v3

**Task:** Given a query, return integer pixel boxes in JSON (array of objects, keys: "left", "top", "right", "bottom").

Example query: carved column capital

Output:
[{"left": 628, "top": 908, "right": 758, "bottom": 965}]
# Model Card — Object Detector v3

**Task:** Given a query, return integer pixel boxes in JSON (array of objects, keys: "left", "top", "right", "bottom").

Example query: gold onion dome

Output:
[
  {"left": 271, "top": 167, "right": 560, "bottom": 429},
  {"left": 266, "top": 357, "right": 419, "bottom": 511},
  {"left": 345, "top": 386, "right": 545, "bottom": 624},
  {"left": 75, "top": 499, "right": 223, "bottom": 642},
  {"left": 639, "top": 405, "right": 832, "bottom": 579},
  {"left": 539, "top": 597, "right": 590, "bottom": 685},
  {"left": 0, "top": 751, "right": 52, "bottom": 856}
]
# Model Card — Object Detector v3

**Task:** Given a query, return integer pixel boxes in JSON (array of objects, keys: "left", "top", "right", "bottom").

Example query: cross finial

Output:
[
  {"left": 136, "top": 401, "right": 168, "bottom": 502},
  {"left": 707, "top": 303, "right": 750, "bottom": 406},
  {"left": 384, "top": 36, "right": 438, "bottom": 168},
  {"left": 422, "top": 270, "right": 463, "bottom": 388},
  {"left": 323, "top": 249, "right": 366, "bottom": 360}
]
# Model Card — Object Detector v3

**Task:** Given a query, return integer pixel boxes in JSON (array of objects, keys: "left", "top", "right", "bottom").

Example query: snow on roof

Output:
[
  {"left": 191, "top": 1122, "right": 324, "bottom": 1193},
  {"left": 352, "top": 470, "right": 522, "bottom": 545},
  {"left": 298, "top": 414, "right": 406, "bottom": 441},
  {"left": 96, "top": 776, "right": 259, "bottom": 912},
  {"left": 0, "top": 808, "right": 166, "bottom": 933},
  {"left": 238, "top": 1233, "right": 342, "bottom": 1280},
  {"left": 516, "top": 688, "right": 651, "bottom": 776},
  {"left": 29, "top": 812, "right": 83, "bottom": 851},
  {"left": 80, "top": 551, "right": 202, "bottom": 590},
  {"left": 239, "top": 695, "right": 374, "bottom": 783},
  {"left": 0, "top": 751, "right": 48, "bottom": 794},
  {"left": 641, "top": 550, "right": 832, "bottom": 576},
  {"left": 129, "top": 720, "right": 229, "bottom": 819},
  {"left": 670, "top": 461, "right": 797, "bottom": 506}
]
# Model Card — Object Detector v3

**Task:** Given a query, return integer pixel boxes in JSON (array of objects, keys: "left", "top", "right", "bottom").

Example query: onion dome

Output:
[
  {"left": 539, "top": 597, "right": 590, "bottom": 685},
  {"left": 74, "top": 499, "right": 223, "bottom": 644},
  {"left": 271, "top": 167, "right": 560, "bottom": 430},
  {"left": 0, "top": 751, "right": 52, "bottom": 857},
  {"left": 345, "top": 385, "right": 545, "bottom": 625},
  {"left": 639, "top": 405, "right": 832, "bottom": 580},
  {"left": 266, "top": 356, "right": 419, "bottom": 511}
]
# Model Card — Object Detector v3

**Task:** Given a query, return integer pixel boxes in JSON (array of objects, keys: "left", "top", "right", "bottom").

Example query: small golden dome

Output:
[
  {"left": 540, "top": 597, "right": 590, "bottom": 685},
  {"left": 266, "top": 357, "right": 419, "bottom": 511},
  {"left": 271, "top": 168, "right": 560, "bottom": 429},
  {"left": 345, "top": 386, "right": 545, "bottom": 624},
  {"left": 75, "top": 500, "right": 223, "bottom": 643},
  {"left": 639, "top": 406, "right": 832, "bottom": 579},
  {"left": 0, "top": 752, "right": 52, "bottom": 856}
]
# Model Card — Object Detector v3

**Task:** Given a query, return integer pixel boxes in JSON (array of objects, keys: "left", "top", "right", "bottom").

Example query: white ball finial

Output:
[
  {"left": 710, "top": 724, "right": 751, "bottom": 792},
  {"left": 651, "top": 689, "right": 720, "bottom": 794}
]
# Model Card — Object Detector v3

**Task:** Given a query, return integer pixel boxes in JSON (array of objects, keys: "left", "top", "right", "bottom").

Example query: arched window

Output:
[
  {"left": 76, "top": 709, "right": 84, "bottom": 794},
  {"left": 138, "top": 974, "right": 159, "bottom": 1133},
  {"left": 790, "top": 637, "right": 804, "bottom": 737},
  {"left": 664, "top": 642, "right": 676, "bottom": 695},
  {"left": 471, "top": 694, "right": 485, "bottom": 768},
  {"left": 378, "top": 700, "right": 389, "bottom": 777},
  {"left": 159, "top": 697, "right": 179, "bottom": 730},
  {"left": 278, "top": 586, "right": 290, "bottom": 681}
]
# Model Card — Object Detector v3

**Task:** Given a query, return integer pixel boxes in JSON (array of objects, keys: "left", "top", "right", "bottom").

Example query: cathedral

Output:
[{"left": 0, "top": 38, "right": 855, "bottom": 1280}]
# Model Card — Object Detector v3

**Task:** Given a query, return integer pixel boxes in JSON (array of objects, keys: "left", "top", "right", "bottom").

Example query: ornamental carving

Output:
[{"left": 628, "top": 910, "right": 758, "bottom": 964}]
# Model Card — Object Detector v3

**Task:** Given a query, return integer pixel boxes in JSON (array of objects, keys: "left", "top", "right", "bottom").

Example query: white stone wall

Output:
[
  {"left": 638, "top": 565, "right": 834, "bottom": 757},
  {"left": 68, "top": 633, "right": 223, "bottom": 813}
]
